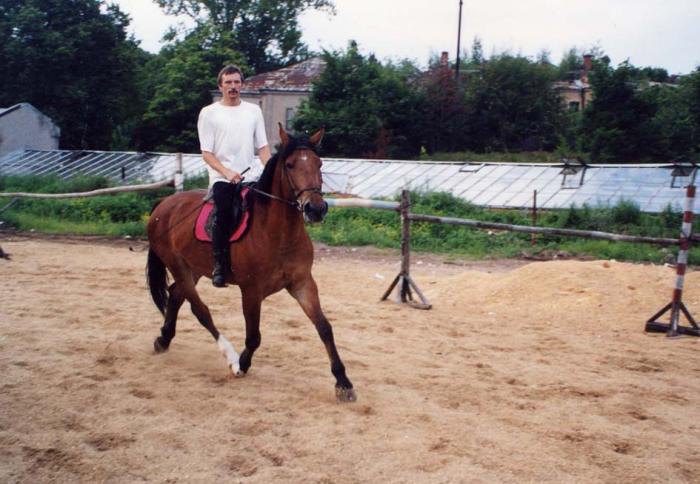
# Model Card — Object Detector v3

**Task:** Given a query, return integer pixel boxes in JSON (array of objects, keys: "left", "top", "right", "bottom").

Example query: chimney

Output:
[
  {"left": 583, "top": 54, "right": 593, "bottom": 72},
  {"left": 440, "top": 51, "right": 449, "bottom": 67}
]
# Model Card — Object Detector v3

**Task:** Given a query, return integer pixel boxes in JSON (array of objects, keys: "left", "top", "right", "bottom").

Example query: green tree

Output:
[
  {"left": 419, "top": 60, "right": 468, "bottom": 153},
  {"left": 154, "top": 0, "right": 334, "bottom": 72},
  {"left": 639, "top": 83, "right": 694, "bottom": 160},
  {"left": 0, "top": 0, "right": 143, "bottom": 149},
  {"left": 683, "top": 68, "right": 700, "bottom": 153},
  {"left": 134, "top": 25, "right": 246, "bottom": 152},
  {"left": 294, "top": 42, "right": 423, "bottom": 159},
  {"left": 463, "top": 54, "right": 563, "bottom": 152},
  {"left": 557, "top": 47, "right": 582, "bottom": 80},
  {"left": 636, "top": 66, "right": 669, "bottom": 83},
  {"left": 468, "top": 36, "right": 484, "bottom": 66},
  {"left": 580, "top": 59, "right": 666, "bottom": 162}
]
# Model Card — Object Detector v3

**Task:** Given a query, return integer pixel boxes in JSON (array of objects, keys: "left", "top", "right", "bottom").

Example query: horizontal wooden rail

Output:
[
  {"left": 408, "top": 213, "right": 679, "bottom": 246},
  {"left": 0, "top": 179, "right": 173, "bottom": 199},
  {"left": 326, "top": 198, "right": 399, "bottom": 210}
]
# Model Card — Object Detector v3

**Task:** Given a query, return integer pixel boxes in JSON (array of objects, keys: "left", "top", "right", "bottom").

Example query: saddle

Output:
[{"left": 194, "top": 186, "right": 252, "bottom": 243}]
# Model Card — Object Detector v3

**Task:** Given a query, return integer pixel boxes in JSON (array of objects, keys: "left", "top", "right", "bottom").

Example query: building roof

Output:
[
  {"left": 1, "top": 149, "right": 696, "bottom": 214},
  {"left": 552, "top": 79, "right": 591, "bottom": 92},
  {"left": 242, "top": 57, "right": 326, "bottom": 94}
]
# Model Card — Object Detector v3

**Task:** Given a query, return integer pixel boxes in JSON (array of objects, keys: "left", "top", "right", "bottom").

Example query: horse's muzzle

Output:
[{"left": 303, "top": 199, "right": 328, "bottom": 223}]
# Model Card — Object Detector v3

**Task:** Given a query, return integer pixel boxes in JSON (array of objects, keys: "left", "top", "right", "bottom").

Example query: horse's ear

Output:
[
  {"left": 278, "top": 122, "right": 289, "bottom": 147},
  {"left": 309, "top": 127, "right": 324, "bottom": 147}
]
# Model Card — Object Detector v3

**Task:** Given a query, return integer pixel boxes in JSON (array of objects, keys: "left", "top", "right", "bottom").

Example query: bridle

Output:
[{"left": 252, "top": 147, "right": 323, "bottom": 211}]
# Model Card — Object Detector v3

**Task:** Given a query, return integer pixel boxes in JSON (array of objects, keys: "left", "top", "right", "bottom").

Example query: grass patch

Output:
[{"left": 3, "top": 212, "right": 145, "bottom": 236}]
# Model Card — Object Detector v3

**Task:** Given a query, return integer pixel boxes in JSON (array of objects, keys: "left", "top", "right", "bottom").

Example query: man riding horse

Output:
[{"left": 197, "top": 64, "right": 271, "bottom": 287}]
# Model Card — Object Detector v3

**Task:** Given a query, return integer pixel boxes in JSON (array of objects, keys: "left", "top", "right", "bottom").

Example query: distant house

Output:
[
  {"left": 553, "top": 54, "right": 594, "bottom": 112},
  {"left": 0, "top": 103, "right": 60, "bottom": 155},
  {"left": 211, "top": 57, "right": 326, "bottom": 148}
]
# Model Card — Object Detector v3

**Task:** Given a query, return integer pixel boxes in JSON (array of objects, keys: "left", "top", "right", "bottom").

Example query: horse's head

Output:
[{"left": 279, "top": 124, "right": 328, "bottom": 223}]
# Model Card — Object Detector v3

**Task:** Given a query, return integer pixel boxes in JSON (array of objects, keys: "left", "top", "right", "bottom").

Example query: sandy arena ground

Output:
[{"left": 0, "top": 236, "right": 698, "bottom": 482}]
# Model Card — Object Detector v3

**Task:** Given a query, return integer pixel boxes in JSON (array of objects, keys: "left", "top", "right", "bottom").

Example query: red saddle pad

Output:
[{"left": 194, "top": 188, "right": 251, "bottom": 243}]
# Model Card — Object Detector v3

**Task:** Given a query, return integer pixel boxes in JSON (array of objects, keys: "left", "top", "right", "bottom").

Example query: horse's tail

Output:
[{"left": 146, "top": 248, "right": 169, "bottom": 315}]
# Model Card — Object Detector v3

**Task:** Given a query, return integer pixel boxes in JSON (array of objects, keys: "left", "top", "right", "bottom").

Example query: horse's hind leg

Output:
[
  {"left": 288, "top": 276, "right": 356, "bottom": 402},
  {"left": 154, "top": 282, "right": 186, "bottom": 353},
  {"left": 238, "top": 287, "right": 262, "bottom": 375}
]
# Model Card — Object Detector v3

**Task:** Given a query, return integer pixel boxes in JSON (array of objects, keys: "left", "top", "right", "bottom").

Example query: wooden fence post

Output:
[
  {"left": 175, "top": 153, "right": 184, "bottom": 192},
  {"left": 531, "top": 189, "right": 537, "bottom": 247},
  {"left": 381, "top": 190, "right": 431, "bottom": 309}
]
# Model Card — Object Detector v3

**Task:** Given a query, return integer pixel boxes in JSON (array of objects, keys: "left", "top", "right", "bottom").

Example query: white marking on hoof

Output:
[{"left": 217, "top": 335, "right": 240, "bottom": 375}]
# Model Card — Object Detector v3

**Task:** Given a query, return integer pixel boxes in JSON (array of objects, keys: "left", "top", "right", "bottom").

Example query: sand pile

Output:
[{"left": 427, "top": 260, "right": 686, "bottom": 330}]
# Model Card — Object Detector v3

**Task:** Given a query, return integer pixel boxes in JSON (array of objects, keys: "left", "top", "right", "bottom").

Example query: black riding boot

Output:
[
  {"left": 212, "top": 250, "right": 229, "bottom": 287},
  {"left": 211, "top": 213, "right": 230, "bottom": 288}
]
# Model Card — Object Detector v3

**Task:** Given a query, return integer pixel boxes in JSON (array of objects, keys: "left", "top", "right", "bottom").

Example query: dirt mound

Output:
[{"left": 428, "top": 260, "right": 681, "bottom": 329}]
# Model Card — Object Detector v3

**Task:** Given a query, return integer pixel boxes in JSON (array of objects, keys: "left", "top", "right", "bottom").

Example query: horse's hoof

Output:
[
  {"left": 153, "top": 337, "right": 168, "bottom": 354},
  {"left": 335, "top": 387, "right": 357, "bottom": 403},
  {"left": 227, "top": 364, "right": 244, "bottom": 378}
]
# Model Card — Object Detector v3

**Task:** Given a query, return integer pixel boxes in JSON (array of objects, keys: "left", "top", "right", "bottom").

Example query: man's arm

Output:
[
  {"left": 258, "top": 145, "right": 271, "bottom": 165},
  {"left": 202, "top": 151, "right": 241, "bottom": 183}
]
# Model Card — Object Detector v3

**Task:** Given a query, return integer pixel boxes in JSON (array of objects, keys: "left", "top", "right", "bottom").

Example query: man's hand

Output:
[{"left": 222, "top": 168, "right": 242, "bottom": 184}]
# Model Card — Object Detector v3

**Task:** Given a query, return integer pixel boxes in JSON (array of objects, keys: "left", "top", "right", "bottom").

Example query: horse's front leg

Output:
[
  {"left": 288, "top": 276, "right": 356, "bottom": 402},
  {"left": 238, "top": 287, "right": 262, "bottom": 375}
]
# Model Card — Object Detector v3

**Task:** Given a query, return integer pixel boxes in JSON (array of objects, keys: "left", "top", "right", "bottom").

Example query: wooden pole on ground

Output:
[{"left": 381, "top": 190, "right": 431, "bottom": 309}]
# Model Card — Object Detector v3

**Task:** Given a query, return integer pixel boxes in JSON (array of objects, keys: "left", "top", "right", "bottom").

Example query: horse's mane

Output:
[{"left": 255, "top": 134, "right": 319, "bottom": 204}]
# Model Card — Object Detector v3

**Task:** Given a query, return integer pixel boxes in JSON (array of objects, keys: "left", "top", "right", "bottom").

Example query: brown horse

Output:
[{"left": 146, "top": 126, "right": 356, "bottom": 402}]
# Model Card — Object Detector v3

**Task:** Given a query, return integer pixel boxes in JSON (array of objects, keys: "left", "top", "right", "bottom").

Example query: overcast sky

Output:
[{"left": 113, "top": 0, "right": 700, "bottom": 74}]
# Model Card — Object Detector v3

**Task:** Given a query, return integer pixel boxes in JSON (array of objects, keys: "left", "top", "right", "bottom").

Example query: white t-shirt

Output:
[{"left": 197, "top": 101, "right": 268, "bottom": 187}]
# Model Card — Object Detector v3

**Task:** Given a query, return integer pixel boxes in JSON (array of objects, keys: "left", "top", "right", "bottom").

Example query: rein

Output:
[{"left": 251, "top": 186, "right": 301, "bottom": 209}]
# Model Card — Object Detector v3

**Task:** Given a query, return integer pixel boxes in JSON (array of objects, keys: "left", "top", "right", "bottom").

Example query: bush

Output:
[{"left": 612, "top": 199, "right": 641, "bottom": 225}]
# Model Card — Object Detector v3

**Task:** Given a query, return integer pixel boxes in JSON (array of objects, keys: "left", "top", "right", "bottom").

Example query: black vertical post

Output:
[{"left": 455, "top": 0, "right": 464, "bottom": 83}]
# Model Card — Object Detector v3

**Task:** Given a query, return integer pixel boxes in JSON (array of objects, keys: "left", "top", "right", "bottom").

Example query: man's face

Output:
[{"left": 219, "top": 72, "right": 243, "bottom": 104}]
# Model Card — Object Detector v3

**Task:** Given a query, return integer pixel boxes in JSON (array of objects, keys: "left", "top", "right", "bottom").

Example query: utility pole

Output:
[{"left": 455, "top": 0, "right": 463, "bottom": 83}]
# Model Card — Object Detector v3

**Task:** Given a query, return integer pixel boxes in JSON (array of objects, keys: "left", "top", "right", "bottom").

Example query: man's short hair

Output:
[{"left": 217, "top": 65, "right": 245, "bottom": 86}]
